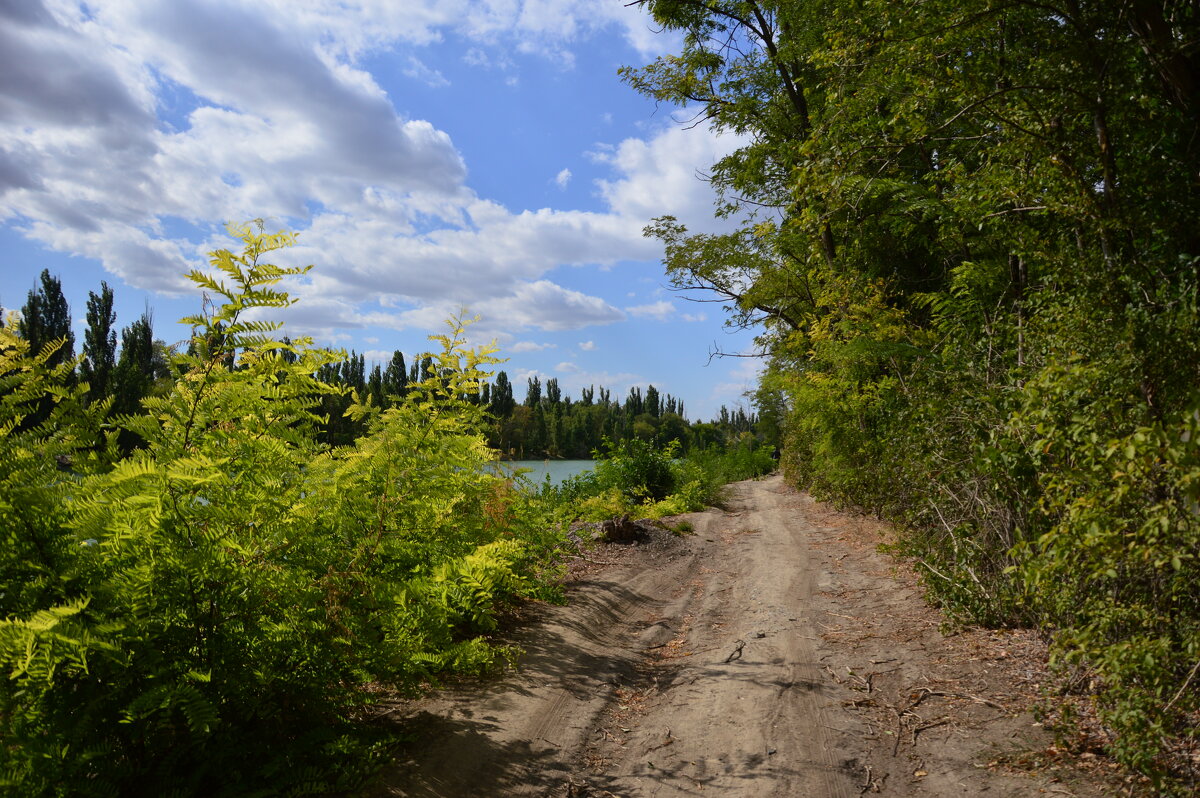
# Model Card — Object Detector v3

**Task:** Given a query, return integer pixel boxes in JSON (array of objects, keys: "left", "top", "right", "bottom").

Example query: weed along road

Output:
[{"left": 370, "top": 476, "right": 1119, "bottom": 797}]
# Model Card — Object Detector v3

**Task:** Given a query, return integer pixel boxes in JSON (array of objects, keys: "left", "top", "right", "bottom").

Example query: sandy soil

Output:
[{"left": 366, "top": 476, "right": 1129, "bottom": 797}]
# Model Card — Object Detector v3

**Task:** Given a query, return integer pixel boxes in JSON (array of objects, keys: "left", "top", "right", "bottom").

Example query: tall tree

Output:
[
  {"left": 624, "top": 386, "right": 643, "bottom": 416},
  {"left": 19, "top": 269, "right": 75, "bottom": 374},
  {"left": 111, "top": 312, "right": 158, "bottom": 420},
  {"left": 383, "top": 350, "right": 408, "bottom": 398},
  {"left": 367, "top": 364, "right": 384, "bottom": 407},
  {"left": 524, "top": 376, "right": 541, "bottom": 408},
  {"left": 544, "top": 377, "right": 561, "bottom": 407},
  {"left": 489, "top": 370, "right": 515, "bottom": 418},
  {"left": 645, "top": 385, "right": 661, "bottom": 418},
  {"left": 80, "top": 282, "right": 117, "bottom": 404}
]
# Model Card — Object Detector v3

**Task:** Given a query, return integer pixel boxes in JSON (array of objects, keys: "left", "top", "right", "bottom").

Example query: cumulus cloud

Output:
[
  {"left": 578, "top": 340, "right": 596, "bottom": 351},
  {"left": 1, "top": 0, "right": 739, "bottom": 340},
  {"left": 340, "top": 279, "right": 624, "bottom": 337},
  {"left": 625, "top": 300, "right": 674, "bottom": 321},
  {"left": 477, "top": 280, "right": 624, "bottom": 331},
  {"left": 510, "top": 340, "right": 556, "bottom": 353},
  {"left": 593, "top": 117, "right": 750, "bottom": 233}
]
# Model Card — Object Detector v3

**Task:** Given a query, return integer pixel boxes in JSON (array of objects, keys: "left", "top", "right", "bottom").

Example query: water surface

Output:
[{"left": 499, "top": 459, "right": 594, "bottom": 487}]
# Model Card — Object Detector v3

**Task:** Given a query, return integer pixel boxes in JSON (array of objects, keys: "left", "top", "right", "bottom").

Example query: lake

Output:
[{"left": 498, "top": 459, "right": 595, "bottom": 487}]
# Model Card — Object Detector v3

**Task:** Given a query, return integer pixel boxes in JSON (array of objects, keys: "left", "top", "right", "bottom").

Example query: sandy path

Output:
[{"left": 368, "top": 476, "right": 1117, "bottom": 797}]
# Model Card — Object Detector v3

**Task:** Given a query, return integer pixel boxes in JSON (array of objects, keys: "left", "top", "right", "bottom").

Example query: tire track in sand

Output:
[{"left": 575, "top": 476, "right": 857, "bottom": 798}]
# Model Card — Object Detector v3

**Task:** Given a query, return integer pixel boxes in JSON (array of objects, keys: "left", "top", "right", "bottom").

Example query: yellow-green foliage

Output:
[
  {"left": 554, "top": 440, "right": 773, "bottom": 522},
  {"left": 0, "top": 222, "right": 561, "bottom": 797},
  {"left": 574, "top": 487, "right": 633, "bottom": 522},
  {"left": 643, "top": 479, "right": 706, "bottom": 518}
]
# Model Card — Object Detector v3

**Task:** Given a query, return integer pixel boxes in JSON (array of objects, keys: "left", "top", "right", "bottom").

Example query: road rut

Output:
[{"left": 368, "top": 476, "right": 1117, "bottom": 797}]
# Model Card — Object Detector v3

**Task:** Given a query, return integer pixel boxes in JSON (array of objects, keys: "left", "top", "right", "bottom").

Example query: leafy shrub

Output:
[
  {"left": 592, "top": 437, "right": 678, "bottom": 503},
  {"left": 544, "top": 436, "right": 774, "bottom": 522},
  {"left": 0, "top": 223, "right": 562, "bottom": 797},
  {"left": 573, "top": 487, "right": 634, "bottom": 522}
]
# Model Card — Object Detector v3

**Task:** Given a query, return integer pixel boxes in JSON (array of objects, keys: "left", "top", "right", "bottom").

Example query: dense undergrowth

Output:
[
  {"left": 626, "top": 0, "right": 1199, "bottom": 788},
  {"left": 0, "top": 224, "right": 567, "bottom": 797},
  {"left": 538, "top": 436, "right": 775, "bottom": 522}
]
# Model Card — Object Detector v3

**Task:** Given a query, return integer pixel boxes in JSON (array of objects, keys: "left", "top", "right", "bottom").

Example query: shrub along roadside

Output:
[
  {"left": 0, "top": 223, "right": 564, "bottom": 797},
  {"left": 542, "top": 436, "right": 776, "bottom": 523}
]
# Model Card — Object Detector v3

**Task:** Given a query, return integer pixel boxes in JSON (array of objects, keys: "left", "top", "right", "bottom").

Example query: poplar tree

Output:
[
  {"left": 80, "top": 282, "right": 116, "bottom": 404},
  {"left": 524, "top": 376, "right": 541, "bottom": 408},
  {"left": 367, "top": 364, "right": 384, "bottom": 407},
  {"left": 111, "top": 312, "right": 158, "bottom": 419},
  {"left": 18, "top": 269, "right": 74, "bottom": 375},
  {"left": 383, "top": 350, "right": 408, "bottom": 398},
  {"left": 645, "top": 385, "right": 660, "bottom": 418},
  {"left": 489, "top": 371, "right": 514, "bottom": 418}
]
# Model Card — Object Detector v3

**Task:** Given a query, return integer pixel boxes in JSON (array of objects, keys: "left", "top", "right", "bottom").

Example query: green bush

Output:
[
  {"left": 593, "top": 437, "right": 678, "bottom": 503},
  {"left": 544, "top": 436, "right": 774, "bottom": 522},
  {"left": 0, "top": 223, "right": 562, "bottom": 797}
]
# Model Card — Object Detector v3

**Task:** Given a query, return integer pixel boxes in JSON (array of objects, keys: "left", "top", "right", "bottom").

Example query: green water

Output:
[{"left": 499, "top": 459, "right": 594, "bottom": 487}]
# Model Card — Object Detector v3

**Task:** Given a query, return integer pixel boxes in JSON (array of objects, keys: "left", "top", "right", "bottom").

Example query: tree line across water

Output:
[{"left": 4, "top": 269, "right": 764, "bottom": 459}]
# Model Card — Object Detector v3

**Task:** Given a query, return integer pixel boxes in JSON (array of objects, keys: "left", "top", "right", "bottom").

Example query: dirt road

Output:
[{"left": 369, "top": 476, "right": 1117, "bottom": 797}]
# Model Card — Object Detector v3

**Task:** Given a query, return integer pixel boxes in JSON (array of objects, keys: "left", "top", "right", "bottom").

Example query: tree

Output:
[
  {"left": 544, "top": 377, "right": 561, "bottom": 408},
  {"left": 109, "top": 312, "right": 160, "bottom": 422},
  {"left": 524, "top": 376, "right": 541, "bottom": 408},
  {"left": 626, "top": 0, "right": 1200, "bottom": 779},
  {"left": 18, "top": 269, "right": 75, "bottom": 375},
  {"left": 367, "top": 364, "right": 384, "bottom": 408},
  {"left": 645, "top": 385, "right": 660, "bottom": 418},
  {"left": 80, "top": 282, "right": 116, "bottom": 404},
  {"left": 624, "top": 386, "right": 642, "bottom": 416},
  {"left": 489, "top": 371, "right": 515, "bottom": 418},
  {"left": 383, "top": 350, "right": 408, "bottom": 398}
]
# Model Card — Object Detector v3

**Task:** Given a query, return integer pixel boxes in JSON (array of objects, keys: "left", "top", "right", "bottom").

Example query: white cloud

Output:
[
  {"left": 241, "top": 0, "right": 675, "bottom": 61},
  {"left": 555, "top": 361, "right": 580, "bottom": 373},
  {"left": 552, "top": 368, "right": 646, "bottom": 399},
  {"left": 594, "top": 117, "right": 749, "bottom": 232},
  {"left": 403, "top": 55, "right": 449, "bottom": 87},
  {"left": 578, "top": 340, "right": 595, "bottom": 351},
  {"left": 625, "top": 300, "right": 674, "bottom": 321},
  {"left": 348, "top": 279, "right": 624, "bottom": 336},
  {"left": 510, "top": 367, "right": 553, "bottom": 386},
  {"left": 2, "top": 0, "right": 738, "bottom": 343},
  {"left": 682, "top": 311, "right": 707, "bottom": 322},
  {"left": 510, "top": 340, "right": 556, "bottom": 352}
]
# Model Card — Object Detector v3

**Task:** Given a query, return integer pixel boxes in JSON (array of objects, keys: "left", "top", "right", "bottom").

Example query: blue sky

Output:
[{"left": 0, "top": 0, "right": 763, "bottom": 420}]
